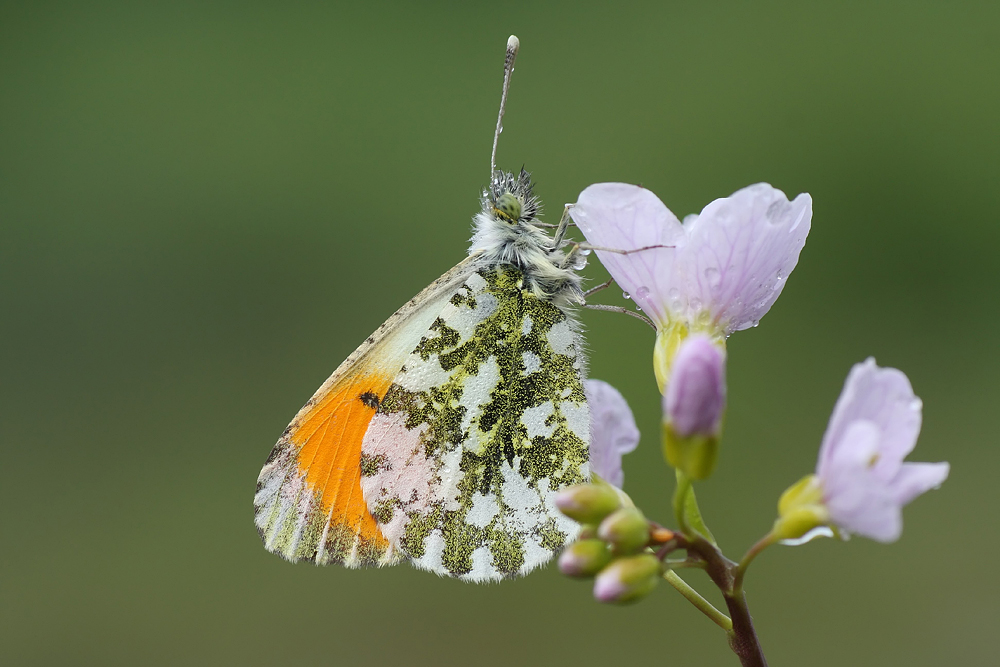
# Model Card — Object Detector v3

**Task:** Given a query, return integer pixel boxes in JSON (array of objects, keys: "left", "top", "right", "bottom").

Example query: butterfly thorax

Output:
[{"left": 468, "top": 169, "right": 585, "bottom": 309}]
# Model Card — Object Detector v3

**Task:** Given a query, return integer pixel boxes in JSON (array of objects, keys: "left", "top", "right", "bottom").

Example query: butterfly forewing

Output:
[
  {"left": 254, "top": 260, "right": 478, "bottom": 567},
  {"left": 360, "top": 265, "right": 590, "bottom": 582}
]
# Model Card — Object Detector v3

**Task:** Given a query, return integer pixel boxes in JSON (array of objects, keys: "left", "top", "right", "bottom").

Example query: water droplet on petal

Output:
[
  {"left": 666, "top": 287, "right": 682, "bottom": 310},
  {"left": 623, "top": 291, "right": 631, "bottom": 300},
  {"left": 689, "top": 297, "right": 702, "bottom": 311},
  {"left": 635, "top": 286, "right": 650, "bottom": 299},
  {"left": 704, "top": 267, "right": 721, "bottom": 288}
]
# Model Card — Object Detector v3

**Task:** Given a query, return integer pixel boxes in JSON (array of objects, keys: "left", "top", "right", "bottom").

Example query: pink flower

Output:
[
  {"left": 571, "top": 182, "right": 812, "bottom": 335},
  {"left": 815, "top": 359, "right": 949, "bottom": 542},
  {"left": 586, "top": 379, "right": 640, "bottom": 488}
]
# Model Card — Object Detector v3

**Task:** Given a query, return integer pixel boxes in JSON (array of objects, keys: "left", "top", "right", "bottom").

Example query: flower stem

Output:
[
  {"left": 663, "top": 570, "right": 732, "bottom": 631},
  {"left": 680, "top": 534, "right": 769, "bottom": 667},
  {"left": 723, "top": 590, "right": 769, "bottom": 667},
  {"left": 672, "top": 470, "right": 693, "bottom": 534},
  {"left": 733, "top": 532, "right": 776, "bottom": 595}
]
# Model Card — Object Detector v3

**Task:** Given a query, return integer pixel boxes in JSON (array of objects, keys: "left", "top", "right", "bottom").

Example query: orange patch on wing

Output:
[{"left": 289, "top": 373, "right": 394, "bottom": 549}]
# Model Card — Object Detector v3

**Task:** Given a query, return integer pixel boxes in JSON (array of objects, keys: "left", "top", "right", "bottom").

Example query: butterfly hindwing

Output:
[
  {"left": 360, "top": 265, "right": 590, "bottom": 581},
  {"left": 254, "top": 259, "right": 479, "bottom": 567}
]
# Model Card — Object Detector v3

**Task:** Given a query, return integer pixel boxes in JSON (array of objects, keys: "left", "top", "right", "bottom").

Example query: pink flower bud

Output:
[
  {"left": 593, "top": 554, "right": 661, "bottom": 604},
  {"left": 558, "top": 539, "right": 613, "bottom": 578},
  {"left": 555, "top": 484, "right": 622, "bottom": 525},
  {"left": 664, "top": 335, "right": 726, "bottom": 437},
  {"left": 597, "top": 507, "right": 650, "bottom": 554}
]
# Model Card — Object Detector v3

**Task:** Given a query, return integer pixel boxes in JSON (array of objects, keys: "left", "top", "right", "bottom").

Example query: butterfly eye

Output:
[{"left": 493, "top": 192, "right": 522, "bottom": 223}]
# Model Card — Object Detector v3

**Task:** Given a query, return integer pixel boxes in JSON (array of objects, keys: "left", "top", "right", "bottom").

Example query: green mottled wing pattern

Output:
[{"left": 359, "top": 265, "right": 590, "bottom": 581}]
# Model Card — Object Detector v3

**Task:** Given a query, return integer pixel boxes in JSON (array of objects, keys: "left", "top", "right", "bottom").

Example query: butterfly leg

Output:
[
  {"left": 549, "top": 204, "right": 576, "bottom": 248},
  {"left": 578, "top": 242, "right": 675, "bottom": 255},
  {"left": 583, "top": 277, "right": 614, "bottom": 298},
  {"left": 583, "top": 303, "right": 656, "bottom": 329}
]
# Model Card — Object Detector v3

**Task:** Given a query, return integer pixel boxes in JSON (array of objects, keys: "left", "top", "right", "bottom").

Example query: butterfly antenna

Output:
[{"left": 490, "top": 35, "right": 520, "bottom": 180}]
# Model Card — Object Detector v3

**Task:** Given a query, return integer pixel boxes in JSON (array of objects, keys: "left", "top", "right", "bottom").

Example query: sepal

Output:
[{"left": 772, "top": 474, "right": 830, "bottom": 542}]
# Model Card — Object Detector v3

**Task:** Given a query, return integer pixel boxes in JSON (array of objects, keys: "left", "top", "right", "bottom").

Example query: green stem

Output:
[
  {"left": 663, "top": 570, "right": 732, "bottom": 631},
  {"left": 672, "top": 470, "right": 693, "bottom": 534},
  {"left": 664, "top": 558, "right": 707, "bottom": 570},
  {"left": 733, "top": 532, "right": 776, "bottom": 595}
]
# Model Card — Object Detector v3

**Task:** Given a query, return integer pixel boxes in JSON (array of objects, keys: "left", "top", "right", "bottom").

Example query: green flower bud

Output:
[
  {"left": 597, "top": 507, "right": 650, "bottom": 554},
  {"left": 593, "top": 554, "right": 661, "bottom": 604},
  {"left": 558, "top": 539, "right": 613, "bottom": 578},
  {"left": 555, "top": 484, "right": 622, "bottom": 525}
]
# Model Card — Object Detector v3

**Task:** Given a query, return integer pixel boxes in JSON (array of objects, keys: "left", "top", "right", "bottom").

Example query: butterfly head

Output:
[{"left": 486, "top": 168, "right": 540, "bottom": 225}]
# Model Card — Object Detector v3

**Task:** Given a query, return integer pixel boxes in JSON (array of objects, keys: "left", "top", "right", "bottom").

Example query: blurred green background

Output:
[{"left": 2, "top": 1, "right": 996, "bottom": 664}]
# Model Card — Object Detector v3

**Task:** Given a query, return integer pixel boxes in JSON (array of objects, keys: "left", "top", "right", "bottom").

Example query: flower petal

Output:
[
  {"left": 822, "top": 463, "right": 903, "bottom": 542},
  {"left": 663, "top": 335, "right": 726, "bottom": 437},
  {"left": 677, "top": 184, "right": 812, "bottom": 333},
  {"left": 817, "top": 358, "right": 922, "bottom": 479},
  {"left": 572, "top": 184, "right": 684, "bottom": 327},
  {"left": 585, "top": 379, "right": 640, "bottom": 489},
  {"left": 889, "top": 461, "right": 950, "bottom": 506}
]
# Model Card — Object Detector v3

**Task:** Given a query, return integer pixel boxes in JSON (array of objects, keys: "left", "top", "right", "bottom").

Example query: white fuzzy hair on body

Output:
[{"left": 468, "top": 169, "right": 586, "bottom": 310}]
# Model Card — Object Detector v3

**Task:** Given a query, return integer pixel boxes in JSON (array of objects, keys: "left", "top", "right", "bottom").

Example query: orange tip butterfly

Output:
[{"left": 254, "top": 36, "right": 595, "bottom": 582}]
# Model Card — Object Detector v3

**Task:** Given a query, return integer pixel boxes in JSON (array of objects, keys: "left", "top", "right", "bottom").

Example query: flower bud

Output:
[
  {"left": 593, "top": 554, "right": 661, "bottom": 604},
  {"left": 597, "top": 507, "right": 650, "bottom": 554},
  {"left": 665, "top": 335, "right": 726, "bottom": 437},
  {"left": 558, "top": 539, "right": 613, "bottom": 578},
  {"left": 555, "top": 484, "right": 621, "bottom": 525},
  {"left": 661, "top": 335, "right": 726, "bottom": 480}
]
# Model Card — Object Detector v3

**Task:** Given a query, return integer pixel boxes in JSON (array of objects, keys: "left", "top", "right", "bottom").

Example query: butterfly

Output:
[{"left": 253, "top": 36, "right": 595, "bottom": 582}]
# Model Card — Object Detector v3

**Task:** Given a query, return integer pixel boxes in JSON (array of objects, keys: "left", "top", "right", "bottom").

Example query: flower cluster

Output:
[
  {"left": 554, "top": 482, "right": 668, "bottom": 604},
  {"left": 560, "top": 181, "right": 949, "bottom": 621}
]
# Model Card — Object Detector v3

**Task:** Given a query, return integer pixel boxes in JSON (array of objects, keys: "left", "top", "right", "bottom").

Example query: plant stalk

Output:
[
  {"left": 685, "top": 535, "right": 769, "bottom": 667},
  {"left": 663, "top": 570, "right": 732, "bottom": 630},
  {"left": 723, "top": 590, "right": 768, "bottom": 667}
]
